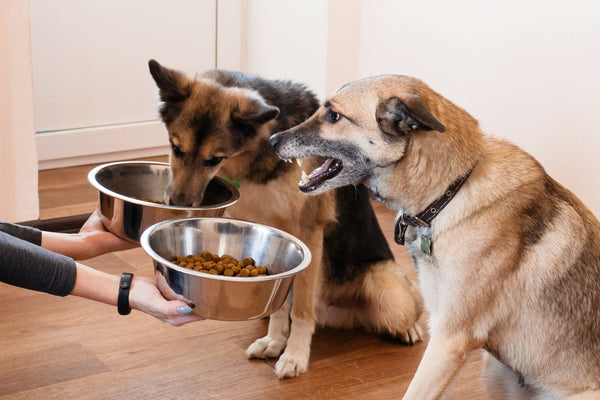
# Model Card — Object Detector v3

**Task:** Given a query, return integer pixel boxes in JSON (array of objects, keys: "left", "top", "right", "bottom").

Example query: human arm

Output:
[
  {"left": 0, "top": 220, "right": 200, "bottom": 326},
  {"left": 41, "top": 209, "right": 137, "bottom": 260},
  {"left": 70, "top": 263, "right": 199, "bottom": 326},
  {"left": 0, "top": 227, "right": 76, "bottom": 296}
]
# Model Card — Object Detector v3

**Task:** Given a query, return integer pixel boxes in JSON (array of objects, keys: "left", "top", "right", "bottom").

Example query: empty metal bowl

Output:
[
  {"left": 88, "top": 161, "right": 239, "bottom": 242},
  {"left": 140, "top": 217, "right": 311, "bottom": 321}
]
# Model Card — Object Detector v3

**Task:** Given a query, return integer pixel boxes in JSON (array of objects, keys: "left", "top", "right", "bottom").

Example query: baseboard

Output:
[
  {"left": 19, "top": 213, "right": 92, "bottom": 233},
  {"left": 36, "top": 120, "right": 170, "bottom": 170}
]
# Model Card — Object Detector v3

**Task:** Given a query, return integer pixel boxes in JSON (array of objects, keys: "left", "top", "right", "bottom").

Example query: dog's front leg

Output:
[
  {"left": 273, "top": 230, "right": 323, "bottom": 379},
  {"left": 246, "top": 297, "right": 291, "bottom": 359},
  {"left": 403, "top": 331, "right": 477, "bottom": 400}
]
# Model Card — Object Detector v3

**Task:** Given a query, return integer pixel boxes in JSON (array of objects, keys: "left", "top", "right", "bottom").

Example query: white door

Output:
[{"left": 30, "top": 0, "right": 218, "bottom": 169}]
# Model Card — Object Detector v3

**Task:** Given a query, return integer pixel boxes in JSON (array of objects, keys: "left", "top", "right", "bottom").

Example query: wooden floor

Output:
[{"left": 0, "top": 157, "right": 487, "bottom": 399}]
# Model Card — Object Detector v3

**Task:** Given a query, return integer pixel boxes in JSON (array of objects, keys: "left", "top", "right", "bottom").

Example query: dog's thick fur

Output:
[
  {"left": 148, "top": 61, "right": 424, "bottom": 379},
  {"left": 271, "top": 75, "right": 600, "bottom": 398}
]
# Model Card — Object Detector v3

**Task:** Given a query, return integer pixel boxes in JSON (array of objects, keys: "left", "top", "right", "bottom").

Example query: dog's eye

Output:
[
  {"left": 172, "top": 144, "right": 184, "bottom": 158},
  {"left": 204, "top": 157, "right": 225, "bottom": 167},
  {"left": 326, "top": 110, "right": 341, "bottom": 123}
]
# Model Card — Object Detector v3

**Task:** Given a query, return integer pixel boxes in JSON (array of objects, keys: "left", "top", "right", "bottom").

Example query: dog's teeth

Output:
[
  {"left": 301, "top": 170, "right": 309, "bottom": 183},
  {"left": 296, "top": 159, "right": 303, "bottom": 167}
]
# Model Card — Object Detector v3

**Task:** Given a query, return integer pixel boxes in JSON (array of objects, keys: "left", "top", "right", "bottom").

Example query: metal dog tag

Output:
[{"left": 420, "top": 235, "right": 432, "bottom": 256}]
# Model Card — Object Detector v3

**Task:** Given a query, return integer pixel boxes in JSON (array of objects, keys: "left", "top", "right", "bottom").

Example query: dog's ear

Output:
[
  {"left": 231, "top": 92, "right": 280, "bottom": 125},
  {"left": 376, "top": 95, "right": 445, "bottom": 136},
  {"left": 148, "top": 59, "right": 192, "bottom": 103}
]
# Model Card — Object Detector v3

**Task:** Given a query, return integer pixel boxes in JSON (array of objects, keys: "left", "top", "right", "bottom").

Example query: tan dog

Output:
[
  {"left": 270, "top": 75, "right": 600, "bottom": 398},
  {"left": 148, "top": 61, "right": 424, "bottom": 379}
]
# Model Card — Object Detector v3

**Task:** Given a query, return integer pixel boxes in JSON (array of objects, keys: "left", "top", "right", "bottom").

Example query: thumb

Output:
[
  {"left": 163, "top": 301, "right": 203, "bottom": 327},
  {"left": 173, "top": 302, "right": 194, "bottom": 316}
]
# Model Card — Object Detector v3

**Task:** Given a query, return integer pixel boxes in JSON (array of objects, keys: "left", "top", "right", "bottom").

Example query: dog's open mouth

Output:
[{"left": 299, "top": 158, "right": 343, "bottom": 192}]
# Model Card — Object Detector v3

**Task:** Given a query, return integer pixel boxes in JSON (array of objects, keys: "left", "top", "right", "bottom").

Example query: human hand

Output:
[
  {"left": 77, "top": 209, "right": 138, "bottom": 257},
  {"left": 128, "top": 276, "right": 202, "bottom": 326},
  {"left": 41, "top": 209, "right": 138, "bottom": 260},
  {"left": 70, "top": 263, "right": 202, "bottom": 326}
]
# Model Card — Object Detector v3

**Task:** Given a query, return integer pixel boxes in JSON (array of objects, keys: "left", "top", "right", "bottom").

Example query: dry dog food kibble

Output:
[
  {"left": 141, "top": 196, "right": 166, "bottom": 204},
  {"left": 172, "top": 251, "right": 268, "bottom": 277}
]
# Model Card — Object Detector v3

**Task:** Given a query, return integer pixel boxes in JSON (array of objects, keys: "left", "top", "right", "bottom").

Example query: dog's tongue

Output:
[
  {"left": 308, "top": 158, "right": 336, "bottom": 179},
  {"left": 300, "top": 158, "right": 343, "bottom": 192}
]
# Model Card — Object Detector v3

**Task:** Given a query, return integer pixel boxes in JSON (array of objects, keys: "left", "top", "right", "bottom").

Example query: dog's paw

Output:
[
  {"left": 246, "top": 335, "right": 287, "bottom": 359},
  {"left": 398, "top": 323, "right": 424, "bottom": 345},
  {"left": 274, "top": 350, "right": 309, "bottom": 379}
]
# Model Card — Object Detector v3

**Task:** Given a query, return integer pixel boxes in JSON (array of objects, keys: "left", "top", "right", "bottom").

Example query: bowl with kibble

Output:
[
  {"left": 140, "top": 217, "right": 312, "bottom": 320},
  {"left": 88, "top": 161, "right": 239, "bottom": 242}
]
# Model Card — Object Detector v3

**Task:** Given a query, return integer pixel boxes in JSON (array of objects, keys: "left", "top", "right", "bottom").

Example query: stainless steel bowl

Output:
[
  {"left": 141, "top": 217, "right": 311, "bottom": 321},
  {"left": 88, "top": 161, "right": 239, "bottom": 242}
]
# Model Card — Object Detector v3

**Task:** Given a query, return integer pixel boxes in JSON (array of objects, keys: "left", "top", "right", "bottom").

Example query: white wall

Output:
[
  {"left": 4, "top": 1, "right": 599, "bottom": 221},
  {"left": 326, "top": 0, "right": 361, "bottom": 95},
  {"left": 243, "top": 0, "right": 329, "bottom": 100},
  {"left": 0, "top": 0, "right": 39, "bottom": 222},
  {"left": 356, "top": 0, "right": 600, "bottom": 217},
  {"left": 241, "top": 0, "right": 600, "bottom": 217}
]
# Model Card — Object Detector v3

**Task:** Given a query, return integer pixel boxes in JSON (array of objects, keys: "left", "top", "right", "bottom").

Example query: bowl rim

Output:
[
  {"left": 140, "top": 216, "right": 312, "bottom": 283},
  {"left": 87, "top": 160, "right": 239, "bottom": 210}
]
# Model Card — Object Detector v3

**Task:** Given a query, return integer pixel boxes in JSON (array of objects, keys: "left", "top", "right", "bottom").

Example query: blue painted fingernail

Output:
[{"left": 178, "top": 305, "right": 193, "bottom": 314}]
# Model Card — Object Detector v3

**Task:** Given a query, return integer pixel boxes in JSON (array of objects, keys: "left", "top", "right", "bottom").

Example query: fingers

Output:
[
  {"left": 129, "top": 278, "right": 201, "bottom": 326},
  {"left": 167, "top": 314, "right": 204, "bottom": 327},
  {"left": 165, "top": 303, "right": 203, "bottom": 326},
  {"left": 178, "top": 305, "right": 193, "bottom": 315},
  {"left": 156, "top": 301, "right": 202, "bottom": 327},
  {"left": 80, "top": 209, "right": 105, "bottom": 233}
]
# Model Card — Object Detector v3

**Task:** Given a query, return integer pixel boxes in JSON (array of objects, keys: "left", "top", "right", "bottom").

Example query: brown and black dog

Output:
[
  {"left": 271, "top": 75, "right": 600, "bottom": 398},
  {"left": 148, "top": 61, "right": 423, "bottom": 379}
]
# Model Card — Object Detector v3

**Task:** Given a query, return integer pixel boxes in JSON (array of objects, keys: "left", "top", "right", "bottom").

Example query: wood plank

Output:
[{"left": 0, "top": 343, "right": 109, "bottom": 397}]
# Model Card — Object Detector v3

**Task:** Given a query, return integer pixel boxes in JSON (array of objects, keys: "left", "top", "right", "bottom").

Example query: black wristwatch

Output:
[{"left": 118, "top": 273, "right": 134, "bottom": 315}]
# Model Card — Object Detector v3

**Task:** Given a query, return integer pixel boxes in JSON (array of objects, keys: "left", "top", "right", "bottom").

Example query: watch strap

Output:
[{"left": 118, "top": 273, "right": 133, "bottom": 315}]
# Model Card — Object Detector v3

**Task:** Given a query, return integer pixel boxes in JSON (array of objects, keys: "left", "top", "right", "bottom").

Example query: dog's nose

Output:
[
  {"left": 269, "top": 133, "right": 281, "bottom": 149},
  {"left": 168, "top": 192, "right": 193, "bottom": 207}
]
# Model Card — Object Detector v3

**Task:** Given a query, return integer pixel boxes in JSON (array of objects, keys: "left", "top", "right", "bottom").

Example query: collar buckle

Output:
[
  {"left": 394, "top": 213, "right": 431, "bottom": 245},
  {"left": 394, "top": 216, "right": 408, "bottom": 245}
]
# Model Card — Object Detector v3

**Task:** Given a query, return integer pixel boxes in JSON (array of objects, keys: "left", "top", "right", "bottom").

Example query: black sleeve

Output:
[
  {"left": 0, "top": 222, "right": 42, "bottom": 245},
  {"left": 0, "top": 223, "right": 77, "bottom": 297}
]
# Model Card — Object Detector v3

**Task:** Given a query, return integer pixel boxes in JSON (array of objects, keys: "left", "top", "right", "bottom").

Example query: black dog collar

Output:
[
  {"left": 394, "top": 164, "right": 476, "bottom": 247},
  {"left": 118, "top": 273, "right": 134, "bottom": 315}
]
